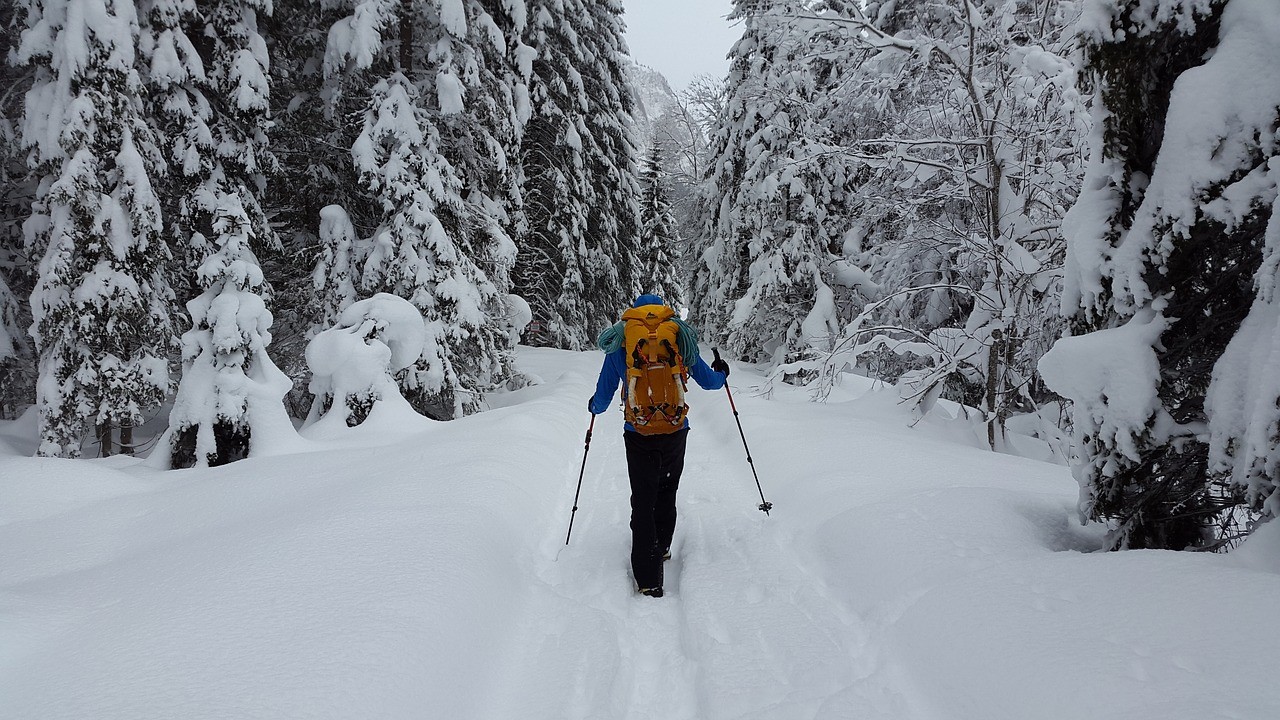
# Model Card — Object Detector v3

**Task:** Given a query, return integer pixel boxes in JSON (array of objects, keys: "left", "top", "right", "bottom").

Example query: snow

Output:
[
  {"left": 305, "top": 293, "right": 427, "bottom": 431},
  {"left": 1038, "top": 309, "right": 1171, "bottom": 467},
  {"left": 2, "top": 347, "right": 1277, "bottom": 719},
  {"left": 437, "top": 69, "right": 466, "bottom": 114}
]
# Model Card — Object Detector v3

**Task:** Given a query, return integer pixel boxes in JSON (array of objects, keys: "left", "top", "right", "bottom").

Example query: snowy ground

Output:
[{"left": 2, "top": 346, "right": 1278, "bottom": 720}]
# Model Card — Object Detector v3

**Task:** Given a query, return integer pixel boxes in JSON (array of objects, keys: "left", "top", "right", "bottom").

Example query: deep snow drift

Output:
[{"left": 2, "top": 347, "right": 1277, "bottom": 720}]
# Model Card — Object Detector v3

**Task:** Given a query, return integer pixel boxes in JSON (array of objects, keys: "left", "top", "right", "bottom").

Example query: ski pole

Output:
[
  {"left": 565, "top": 413, "right": 596, "bottom": 545},
  {"left": 714, "top": 348, "right": 773, "bottom": 515}
]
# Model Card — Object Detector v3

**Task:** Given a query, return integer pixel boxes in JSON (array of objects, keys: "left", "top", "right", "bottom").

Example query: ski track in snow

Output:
[{"left": 493, "top": 417, "right": 915, "bottom": 720}]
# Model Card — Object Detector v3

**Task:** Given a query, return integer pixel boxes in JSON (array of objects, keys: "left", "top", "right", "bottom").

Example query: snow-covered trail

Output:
[
  {"left": 488, "top": 380, "right": 914, "bottom": 720},
  {"left": 3, "top": 346, "right": 1279, "bottom": 720}
]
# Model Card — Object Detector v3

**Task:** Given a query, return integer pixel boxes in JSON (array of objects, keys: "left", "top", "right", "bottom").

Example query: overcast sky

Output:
[{"left": 621, "top": 0, "right": 741, "bottom": 91}]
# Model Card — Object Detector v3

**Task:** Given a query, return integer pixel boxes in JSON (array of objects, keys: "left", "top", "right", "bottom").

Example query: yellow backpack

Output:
[{"left": 621, "top": 303, "right": 689, "bottom": 435}]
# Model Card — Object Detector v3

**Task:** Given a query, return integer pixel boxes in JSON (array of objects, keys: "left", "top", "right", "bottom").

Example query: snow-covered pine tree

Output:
[
  {"left": 167, "top": 196, "right": 295, "bottom": 467},
  {"left": 1040, "top": 0, "right": 1276, "bottom": 549},
  {"left": 637, "top": 142, "right": 683, "bottom": 306},
  {"left": 0, "top": 7, "right": 36, "bottom": 418},
  {"left": 18, "top": 0, "right": 175, "bottom": 457},
  {"left": 576, "top": 0, "right": 641, "bottom": 320},
  {"left": 512, "top": 0, "right": 594, "bottom": 348},
  {"left": 513, "top": 0, "right": 640, "bottom": 348},
  {"left": 693, "top": 0, "right": 858, "bottom": 364},
  {"left": 324, "top": 0, "right": 524, "bottom": 418},
  {"left": 143, "top": 0, "right": 287, "bottom": 464},
  {"left": 689, "top": 0, "right": 779, "bottom": 351}
]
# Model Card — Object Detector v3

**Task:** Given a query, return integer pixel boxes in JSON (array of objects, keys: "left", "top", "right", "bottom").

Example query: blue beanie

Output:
[{"left": 633, "top": 293, "right": 664, "bottom": 308}]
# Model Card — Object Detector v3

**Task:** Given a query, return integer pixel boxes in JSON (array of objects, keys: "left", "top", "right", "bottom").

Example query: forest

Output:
[{"left": 1, "top": 0, "right": 1277, "bottom": 552}]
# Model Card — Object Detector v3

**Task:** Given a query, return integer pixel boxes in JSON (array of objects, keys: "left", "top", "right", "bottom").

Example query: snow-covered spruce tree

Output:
[
  {"left": 142, "top": 0, "right": 286, "bottom": 464},
  {"left": 512, "top": 0, "right": 593, "bottom": 348},
  {"left": 576, "top": 0, "right": 641, "bottom": 319},
  {"left": 1039, "top": 0, "right": 1279, "bottom": 549},
  {"left": 637, "top": 142, "right": 683, "bottom": 306},
  {"left": 262, "top": 0, "right": 369, "bottom": 406},
  {"left": 1, "top": 9, "right": 36, "bottom": 419},
  {"left": 142, "top": 0, "right": 276, "bottom": 263},
  {"left": 513, "top": 0, "right": 640, "bottom": 348},
  {"left": 166, "top": 197, "right": 295, "bottom": 468},
  {"left": 692, "top": 0, "right": 859, "bottom": 364},
  {"left": 324, "top": 0, "right": 524, "bottom": 419},
  {"left": 688, "top": 1, "right": 764, "bottom": 346},
  {"left": 18, "top": 0, "right": 175, "bottom": 457}
]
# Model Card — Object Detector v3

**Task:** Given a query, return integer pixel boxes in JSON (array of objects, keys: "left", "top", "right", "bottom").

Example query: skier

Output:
[{"left": 589, "top": 294, "right": 730, "bottom": 598}]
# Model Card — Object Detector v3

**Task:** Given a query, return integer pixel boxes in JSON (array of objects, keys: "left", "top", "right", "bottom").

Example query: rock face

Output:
[{"left": 627, "top": 59, "right": 681, "bottom": 153}]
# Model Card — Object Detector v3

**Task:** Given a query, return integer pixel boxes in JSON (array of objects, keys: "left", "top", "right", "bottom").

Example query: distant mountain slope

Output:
[{"left": 627, "top": 59, "right": 681, "bottom": 153}]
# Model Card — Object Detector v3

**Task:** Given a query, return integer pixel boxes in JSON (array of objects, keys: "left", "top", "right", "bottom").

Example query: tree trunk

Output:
[
  {"left": 98, "top": 422, "right": 113, "bottom": 457},
  {"left": 986, "top": 328, "right": 1003, "bottom": 450},
  {"left": 399, "top": 0, "right": 414, "bottom": 75},
  {"left": 120, "top": 421, "right": 134, "bottom": 456}
]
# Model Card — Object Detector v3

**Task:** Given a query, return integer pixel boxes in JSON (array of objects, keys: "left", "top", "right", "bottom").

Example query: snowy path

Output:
[
  {"left": 490, "top": 407, "right": 912, "bottom": 720},
  {"left": 3, "top": 346, "right": 1279, "bottom": 720}
]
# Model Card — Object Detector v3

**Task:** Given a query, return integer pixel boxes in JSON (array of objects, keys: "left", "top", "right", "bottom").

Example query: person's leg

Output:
[
  {"left": 624, "top": 431, "right": 663, "bottom": 590},
  {"left": 654, "top": 428, "right": 689, "bottom": 555}
]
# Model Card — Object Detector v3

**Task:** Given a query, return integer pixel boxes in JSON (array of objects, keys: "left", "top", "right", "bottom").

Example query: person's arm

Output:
[
  {"left": 688, "top": 356, "right": 726, "bottom": 391},
  {"left": 589, "top": 351, "right": 624, "bottom": 414}
]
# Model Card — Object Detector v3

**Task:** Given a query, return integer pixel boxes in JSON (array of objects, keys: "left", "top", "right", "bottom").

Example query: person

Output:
[{"left": 589, "top": 294, "right": 731, "bottom": 598}]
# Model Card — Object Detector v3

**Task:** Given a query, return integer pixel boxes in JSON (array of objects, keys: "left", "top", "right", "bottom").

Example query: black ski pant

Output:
[{"left": 623, "top": 427, "right": 689, "bottom": 590}]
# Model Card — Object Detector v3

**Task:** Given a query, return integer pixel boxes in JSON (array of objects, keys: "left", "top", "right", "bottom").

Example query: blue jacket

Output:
[{"left": 590, "top": 348, "right": 726, "bottom": 431}]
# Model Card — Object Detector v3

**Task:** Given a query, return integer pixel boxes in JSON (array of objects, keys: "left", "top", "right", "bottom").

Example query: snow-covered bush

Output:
[{"left": 305, "top": 293, "right": 426, "bottom": 428}]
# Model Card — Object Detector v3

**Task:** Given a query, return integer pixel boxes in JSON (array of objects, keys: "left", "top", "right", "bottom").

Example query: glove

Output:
[
  {"left": 711, "top": 357, "right": 730, "bottom": 378},
  {"left": 588, "top": 396, "right": 597, "bottom": 414}
]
